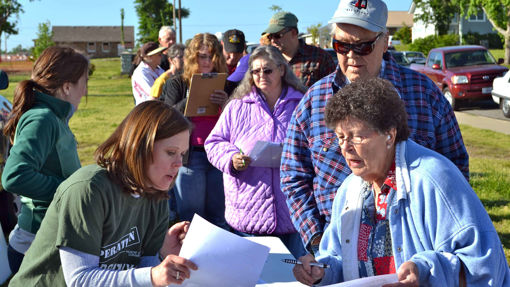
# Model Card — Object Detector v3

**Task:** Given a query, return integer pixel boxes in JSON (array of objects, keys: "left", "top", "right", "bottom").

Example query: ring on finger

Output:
[{"left": 176, "top": 271, "right": 180, "bottom": 280}]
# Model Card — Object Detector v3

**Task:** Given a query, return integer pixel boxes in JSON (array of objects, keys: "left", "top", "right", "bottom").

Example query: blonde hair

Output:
[{"left": 182, "top": 33, "right": 227, "bottom": 85}]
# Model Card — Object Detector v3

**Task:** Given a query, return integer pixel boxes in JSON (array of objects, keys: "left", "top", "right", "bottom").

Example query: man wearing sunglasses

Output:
[
  {"left": 281, "top": 0, "right": 469, "bottom": 281},
  {"left": 263, "top": 11, "right": 336, "bottom": 88}
]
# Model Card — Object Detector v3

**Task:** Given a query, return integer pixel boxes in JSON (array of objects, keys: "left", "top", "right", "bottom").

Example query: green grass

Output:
[{"left": 0, "top": 58, "right": 509, "bottom": 285}]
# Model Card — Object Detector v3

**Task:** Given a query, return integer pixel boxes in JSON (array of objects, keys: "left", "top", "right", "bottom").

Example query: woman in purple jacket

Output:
[{"left": 204, "top": 45, "right": 307, "bottom": 258}]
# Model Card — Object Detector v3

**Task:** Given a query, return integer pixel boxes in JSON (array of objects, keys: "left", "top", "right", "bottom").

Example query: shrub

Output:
[
  {"left": 393, "top": 24, "right": 412, "bottom": 45},
  {"left": 408, "top": 34, "right": 459, "bottom": 56},
  {"left": 462, "top": 32, "right": 504, "bottom": 49}
]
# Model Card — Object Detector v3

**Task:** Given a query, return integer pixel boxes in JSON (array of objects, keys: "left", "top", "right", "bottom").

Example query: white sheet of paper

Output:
[
  {"left": 248, "top": 237, "right": 306, "bottom": 286},
  {"left": 323, "top": 274, "right": 398, "bottom": 287},
  {"left": 249, "top": 141, "right": 283, "bottom": 168},
  {"left": 179, "top": 214, "right": 270, "bottom": 287}
]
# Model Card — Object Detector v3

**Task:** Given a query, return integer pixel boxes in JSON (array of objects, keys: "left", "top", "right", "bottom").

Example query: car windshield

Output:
[
  {"left": 391, "top": 53, "right": 409, "bottom": 66},
  {"left": 445, "top": 50, "right": 497, "bottom": 68},
  {"left": 405, "top": 52, "right": 424, "bottom": 58}
]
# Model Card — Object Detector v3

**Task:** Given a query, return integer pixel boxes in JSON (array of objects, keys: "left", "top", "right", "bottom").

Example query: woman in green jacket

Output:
[{"left": 2, "top": 46, "right": 89, "bottom": 273}]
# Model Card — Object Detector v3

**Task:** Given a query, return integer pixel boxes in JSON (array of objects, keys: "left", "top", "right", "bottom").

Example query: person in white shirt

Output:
[{"left": 131, "top": 42, "right": 167, "bottom": 105}]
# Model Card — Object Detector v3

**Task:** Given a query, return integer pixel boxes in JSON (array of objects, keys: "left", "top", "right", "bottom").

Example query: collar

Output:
[{"left": 34, "top": 90, "right": 74, "bottom": 121}]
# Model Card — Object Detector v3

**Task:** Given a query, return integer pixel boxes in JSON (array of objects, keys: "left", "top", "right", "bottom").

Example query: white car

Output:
[{"left": 491, "top": 70, "right": 510, "bottom": 118}]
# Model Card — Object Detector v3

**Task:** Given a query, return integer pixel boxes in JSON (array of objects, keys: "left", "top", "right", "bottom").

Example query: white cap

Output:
[{"left": 329, "top": 0, "right": 388, "bottom": 32}]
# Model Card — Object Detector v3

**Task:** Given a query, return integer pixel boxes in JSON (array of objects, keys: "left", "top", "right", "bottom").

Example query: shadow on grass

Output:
[
  {"left": 481, "top": 199, "right": 510, "bottom": 208},
  {"left": 498, "top": 232, "right": 510, "bottom": 248}
]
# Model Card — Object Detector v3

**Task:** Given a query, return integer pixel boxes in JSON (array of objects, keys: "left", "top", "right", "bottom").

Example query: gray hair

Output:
[
  {"left": 330, "top": 23, "right": 388, "bottom": 36},
  {"left": 159, "top": 26, "right": 176, "bottom": 38},
  {"left": 167, "top": 43, "right": 185, "bottom": 59},
  {"left": 232, "top": 45, "right": 307, "bottom": 99}
]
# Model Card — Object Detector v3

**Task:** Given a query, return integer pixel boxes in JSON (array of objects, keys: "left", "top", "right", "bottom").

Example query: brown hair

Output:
[
  {"left": 3, "top": 46, "right": 89, "bottom": 143},
  {"left": 182, "top": 33, "right": 227, "bottom": 85},
  {"left": 95, "top": 101, "right": 192, "bottom": 200},
  {"left": 325, "top": 78, "right": 410, "bottom": 142}
]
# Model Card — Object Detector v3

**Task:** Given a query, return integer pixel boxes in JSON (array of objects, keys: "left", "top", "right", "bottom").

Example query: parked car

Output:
[
  {"left": 388, "top": 51, "right": 410, "bottom": 66},
  {"left": 325, "top": 48, "right": 338, "bottom": 67},
  {"left": 491, "top": 70, "right": 510, "bottom": 118},
  {"left": 401, "top": 51, "right": 426, "bottom": 64},
  {"left": 410, "top": 45, "right": 507, "bottom": 110}
]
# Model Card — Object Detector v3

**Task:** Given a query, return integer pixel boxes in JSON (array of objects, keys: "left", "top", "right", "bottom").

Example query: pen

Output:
[
  {"left": 238, "top": 147, "right": 246, "bottom": 166},
  {"left": 281, "top": 258, "right": 330, "bottom": 268}
]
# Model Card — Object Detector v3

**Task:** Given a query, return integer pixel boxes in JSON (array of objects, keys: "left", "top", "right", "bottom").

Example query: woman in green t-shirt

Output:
[{"left": 10, "top": 101, "right": 198, "bottom": 287}]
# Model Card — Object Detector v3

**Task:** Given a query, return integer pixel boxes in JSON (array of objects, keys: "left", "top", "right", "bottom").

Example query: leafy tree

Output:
[
  {"left": 269, "top": 5, "right": 282, "bottom": 12},
  {"left": 412, "top": 0, "right": 459, "bottom": 35},
  {"left": 454, "top": 0, "right": 510, "bottom": 63},
  {"left": 134, "top": 0, "right": 189, "bottom": 43},
  {"left": 10, "top": 44, "right": 28, "bottom": 53},
  {"left": 31, "top": 21, "right": 54, "bottom": 59},
  {"left": 306, "top": 23, "right": 322, "bottom": 45},
  {"left": 393, "top": 23, "right": 412, "bottom": 44},
  {"left": 0, "top": 1, "right": 24, "bottom": 54}
]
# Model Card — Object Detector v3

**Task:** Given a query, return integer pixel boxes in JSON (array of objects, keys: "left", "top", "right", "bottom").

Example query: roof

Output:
[
  {"left": 431, "top": 45, "right": 487, "bottom": 52},
  {"left": 52, "top": 26, "right": 134, "bottom": 42},
  {"left": 387, "top": 11, "right": 413, "bottom": 28}
]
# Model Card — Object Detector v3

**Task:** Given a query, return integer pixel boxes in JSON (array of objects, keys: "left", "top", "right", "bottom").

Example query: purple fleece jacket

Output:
[{"left": 205, "top": 86, "right": 303, "bottom": 234}]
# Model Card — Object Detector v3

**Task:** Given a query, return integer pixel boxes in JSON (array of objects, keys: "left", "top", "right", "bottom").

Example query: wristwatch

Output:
[{"left": 309, "top": 233, "right": 323, "bottom": 255}]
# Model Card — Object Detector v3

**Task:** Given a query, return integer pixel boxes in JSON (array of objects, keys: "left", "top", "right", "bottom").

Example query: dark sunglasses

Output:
[
  {"left": 250, "top": 68, "right": 273, "bottom": 76},
  {"left": 332, "top": 33, "right": 383, "bottom": 56},
  {"left": 267, "top": 28, "right": 291, "bottom": 41}
]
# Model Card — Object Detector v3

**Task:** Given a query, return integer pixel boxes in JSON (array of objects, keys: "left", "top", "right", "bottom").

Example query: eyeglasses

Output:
[
  {"left": 337, "top": 135, "right": 367, "bottom": 147},
  {"left": 250, "top": 68, "right": 273, "bottom": 76},
  {"left": 197, "top": 53, "right": 213, "bottom": 61},
  {"left": 267, "top": 28, "right": 291, "bottom": 41},
  {"left": 332, "top": 33, "right": 383, "bottom": 56}
]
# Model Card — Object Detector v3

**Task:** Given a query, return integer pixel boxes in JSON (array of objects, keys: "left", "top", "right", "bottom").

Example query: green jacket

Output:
[{"left": 1, "top": 91, "right": 81, "bottom": 233}]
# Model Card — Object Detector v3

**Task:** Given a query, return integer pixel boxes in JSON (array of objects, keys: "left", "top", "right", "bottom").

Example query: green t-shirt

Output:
[{"left": 10, "top": 164, "right": 169, "bottom": 286}]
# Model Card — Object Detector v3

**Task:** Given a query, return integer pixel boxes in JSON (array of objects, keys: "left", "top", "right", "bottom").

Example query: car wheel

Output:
[
  {"left": 501, "top": 98, "right": 510, "bottom": 118},
  {"left": 443, "top": 88, "right": 459, "bottom": 111}
]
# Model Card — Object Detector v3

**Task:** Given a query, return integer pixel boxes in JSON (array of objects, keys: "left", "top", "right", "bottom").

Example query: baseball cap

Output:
[
  {"left": 329, "top": 0, "right": 388, "bottom": 33},
  {"left": 227, "top": 54, "right": 250, "bottom": 82},
  {"left": 223, "top": 29, "right": 246, "bottom": 53},
  {"left": 264, "top": 11, "right": 298, "bottom": 34},
  {"left": 141, "top": 42, "right": 168, "bottom": 57}
]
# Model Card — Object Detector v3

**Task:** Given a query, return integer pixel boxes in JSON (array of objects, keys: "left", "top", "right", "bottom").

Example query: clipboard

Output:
[{"left": 184, "top": 73, "right": 227, "bottom": 117}]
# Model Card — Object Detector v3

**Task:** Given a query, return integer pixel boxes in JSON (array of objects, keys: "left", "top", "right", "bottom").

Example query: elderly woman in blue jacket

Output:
[
  {"left": 204, "top": 45, "right": 307, "bottom": 258},
  {"left": 293, "top": 78, "right": 510, "bottom": 286}
]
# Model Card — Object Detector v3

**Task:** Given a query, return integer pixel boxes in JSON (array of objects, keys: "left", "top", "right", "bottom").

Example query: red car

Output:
[{"left": 411, "top": 45, "right": 507, "bottom": 110}]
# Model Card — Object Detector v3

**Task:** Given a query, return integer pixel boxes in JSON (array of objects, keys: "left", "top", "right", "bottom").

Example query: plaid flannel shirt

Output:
[
  {"left": 280, "top": 53, "right": 469, "bottom": 251},
  {"left": 289, "top": 40, "right": 336, "bottom": 88}
]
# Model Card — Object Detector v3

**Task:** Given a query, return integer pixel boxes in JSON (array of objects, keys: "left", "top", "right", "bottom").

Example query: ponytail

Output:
[{"left": 3, "top": 80, "right": 39, "bottom": 143}]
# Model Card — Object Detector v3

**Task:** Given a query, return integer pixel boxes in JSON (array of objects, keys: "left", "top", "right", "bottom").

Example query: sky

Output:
[{"left": 7, "top": 0, "right": 414, "bottom": 51}]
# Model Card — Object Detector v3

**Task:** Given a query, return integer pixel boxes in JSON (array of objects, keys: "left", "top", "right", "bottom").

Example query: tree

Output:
[
  {"left": 412, "top": 0, "right": 459, "bottom": 35},
  {"left": 393, "top": 23, "right": 412, "bottom": 44},
  {"left": 134, "top": 0, "right": 189, "bottom": 43},
  {"left": 120, "top": 8, "right": 125, "bottom": 47},
  {"left": 0, "top": 1, "right": 23, "bottom": 55},
  {"left": 454, "top": 0, "right": 510, "bottom": 64},
  {"left": 307, "top": 23, "right": 322, "bottom": 45},
  {"left": 10, "top": 44, "right": 28, "bottom": 54},
  {"left": 269, "top": 5, "right": 282, "bottom": 12},
  {"left": 31, "top": 21, "right": 54, "bottom": 59}
]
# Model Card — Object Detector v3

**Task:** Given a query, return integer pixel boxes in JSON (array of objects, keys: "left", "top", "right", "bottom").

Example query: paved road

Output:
[
  {"left": 457, "top": 99, "right": 509, "bottom": 122},
  {"left": 454, "top": 100, "right": 510, "bottom": 135}
]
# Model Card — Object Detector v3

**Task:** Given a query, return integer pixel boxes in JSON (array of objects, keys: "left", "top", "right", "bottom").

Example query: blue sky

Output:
[{"left": 7, "top": 0, "right": 413, "bottom": 50}]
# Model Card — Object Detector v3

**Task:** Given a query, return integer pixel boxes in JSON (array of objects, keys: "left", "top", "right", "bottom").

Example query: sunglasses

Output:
[
  {"left": 332, "top": 33, "right": 383, "bottom": 56},
  {"left": 250, "top": 68, "right": 273, "bottom": 76},
  {"left": 267, "top": 28, "right": 291, "bottom": 41}
]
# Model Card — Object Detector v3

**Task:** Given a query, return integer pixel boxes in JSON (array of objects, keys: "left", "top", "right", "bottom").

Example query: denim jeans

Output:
[
  {"left": 8, "top": 244, "right": 24, "bottom": 274},
  {"left": 174, "top": 149, "right": 227, "bottom": 229}
]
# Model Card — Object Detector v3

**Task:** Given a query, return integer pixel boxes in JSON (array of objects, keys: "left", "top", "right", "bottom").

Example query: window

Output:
[
  {"left": 87, "top": 42, "right": 96, "bottom": 53},
  {"left": 468, "top": 11, "right": 485, "bottom": 22},
  {"left": 102, "top": 42, "right": 110, "bottom": 53}
]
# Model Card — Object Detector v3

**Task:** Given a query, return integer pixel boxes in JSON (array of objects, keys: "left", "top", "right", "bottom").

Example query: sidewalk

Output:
[{"left": 455, "top": 112, "right": 510, "bottom": 135}]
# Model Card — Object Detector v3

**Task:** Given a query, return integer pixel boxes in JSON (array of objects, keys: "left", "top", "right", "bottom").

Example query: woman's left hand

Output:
[
  {"left": 159, "top": 221, "right": 190, "bottom": 257},
  {"left": 382, "top": 261, "right": 419, "bottom": 287},
  {"left": 209, "top": 90, "right": 228, "bottom": 106}
]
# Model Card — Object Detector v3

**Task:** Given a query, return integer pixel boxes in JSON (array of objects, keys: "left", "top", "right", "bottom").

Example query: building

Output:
[
  {"left": 52, "top": 26, "right": 135, "bottom": 58},
  {"left": 409, "top": 2, "right": 495, "bottom": 43}
]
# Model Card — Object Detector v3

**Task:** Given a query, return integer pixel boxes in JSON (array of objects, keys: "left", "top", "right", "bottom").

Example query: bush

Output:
[
  {"left": 408, "top": 34, "right": 459, "bottom": 56},
  {"left": 462, "top": 32, "right": 504, "bottom": 49},
  {"left": 393, "top": 24, "right": 412, "bottom": 45}
]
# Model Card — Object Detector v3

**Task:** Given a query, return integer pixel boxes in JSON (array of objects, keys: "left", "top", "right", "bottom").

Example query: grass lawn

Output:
[{"left": 0, "top": 58, "right": 508, "bottom": 285}]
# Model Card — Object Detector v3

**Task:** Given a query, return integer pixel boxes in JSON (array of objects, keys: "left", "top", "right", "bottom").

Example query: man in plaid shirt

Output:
[
  {"left": 263, "top": 11, "right": 336, "bottom": 88},
  {"left": 281, "top": 0, "right": 469, "bottom": 270}
]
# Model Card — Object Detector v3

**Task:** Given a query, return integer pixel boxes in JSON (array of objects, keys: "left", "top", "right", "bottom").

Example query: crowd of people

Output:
[{"left": 1, "top": 0, "right": 509, "bottom": 286}]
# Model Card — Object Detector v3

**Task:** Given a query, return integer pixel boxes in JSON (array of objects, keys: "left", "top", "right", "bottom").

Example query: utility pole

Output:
[
  {"left": 178, "top": 0, "right": 182, "bottom": 43},
  {"left": 173, "top": 0, "right": 177, "bottom": 34}
]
